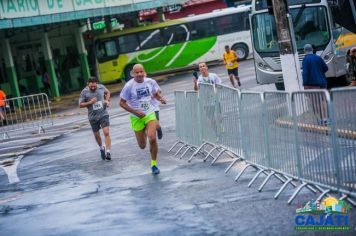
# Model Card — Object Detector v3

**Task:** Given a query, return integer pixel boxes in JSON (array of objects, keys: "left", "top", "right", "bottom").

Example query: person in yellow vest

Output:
[{"left": 223, "top": 45, "right": 241, "bottom": 88}]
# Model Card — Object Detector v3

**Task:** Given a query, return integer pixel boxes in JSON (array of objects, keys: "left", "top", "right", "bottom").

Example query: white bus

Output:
[
  {"left": 250, "top": 0, "right": 356, "bottom": 89},
  {"left": 95, "top": 5, "right": 252, "bottom": 82}
]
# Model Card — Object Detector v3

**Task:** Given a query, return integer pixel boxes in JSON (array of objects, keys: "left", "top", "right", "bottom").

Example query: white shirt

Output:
[
  {"left": 197, "top": 73, "right": 222, "bottom": 85},
  {"left": 120, "top": 77, "right": 160, "bottom": 116}
]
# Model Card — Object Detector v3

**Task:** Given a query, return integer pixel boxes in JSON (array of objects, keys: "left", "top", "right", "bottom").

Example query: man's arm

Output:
[
  {"left": 79, "top": 97, "right": 97, "bottom": 108},
  {"left": 302, "top": 60, "right": 309, "bottom": 85},
  {"left": 321, "top": 59, "right": 328, "bottom": 73},
  {"left": 150, "top": 80, "right": 167, "bottom": 104},
  {"left": 104, "top": 88, "right": 111, "bottom": 107},
  {"left": 233, "top": 51, "right": 238, "bottom": 62},
  {"left": 193, "top": 71, "right": 199, "bottom": 91},
  {"left": 153, "top": 91, "right": 167, "bottom": 104},
  {"left": 194, "top": 80, "right": 198, "bottom": 91},
  {"left": 119, "top": 98, "right": 145, "bottom": 118}
]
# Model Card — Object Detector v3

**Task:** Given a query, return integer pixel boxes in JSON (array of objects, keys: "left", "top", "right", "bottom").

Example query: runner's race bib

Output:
[
  {"left": 139, "top": 100, "right": 152, "bottom": 112},
  {"left": 93, "top": 101, "right": 103, "bottom": 111}
]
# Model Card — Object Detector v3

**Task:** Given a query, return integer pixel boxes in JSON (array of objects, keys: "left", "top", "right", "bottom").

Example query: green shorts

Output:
[{"left": 130, "top": 112, "right": 157, "bottom": 132}]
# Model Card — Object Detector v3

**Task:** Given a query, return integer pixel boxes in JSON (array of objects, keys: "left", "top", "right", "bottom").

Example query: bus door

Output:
[
  {"left": 332, "top": 27, "right": 348, "bottom": 77},
  {"left": 96, "top": 38, "right": 122, "bottom": 83}
]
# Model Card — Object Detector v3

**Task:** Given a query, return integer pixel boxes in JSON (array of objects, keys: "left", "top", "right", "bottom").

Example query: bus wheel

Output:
[
  {"left": 232, "top": 44, "right": 249, "bottom": 61},
  {"left": 124, "top": 64, "right": 134, "bottom": 82}
]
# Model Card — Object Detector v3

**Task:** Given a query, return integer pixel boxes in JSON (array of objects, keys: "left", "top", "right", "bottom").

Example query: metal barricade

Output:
[
  {"left": 172, "top": 86, "right": 356, "bottom": 205},
  {"left": 330, "top": 87, "right": 356, "bottom": 198},
  {"left": 171, "top": 91, "right": 202, "bottom": 158},
  {"left": 185, "top": 91, "right": 201, "bottom": 147},
  {"left": 198, "top": 83, "right": 218, "bottom": 144},
  {"left": 240, "top": 92, "right": 269, "bottom": 167},
  {"left": 291, "top": 91, "right": 338, "bottom": 189},
  {"left": 215, "top": 85, "right": 242, "bottom": 156},
  {"left": 174, "top": 91, "right": 186, "bottom": 143},
  {"left": 1, "top": 93, "right": 53, "bottom": 139},
  {"left": 264, "top": 92, "right": 299, "bottom": 177}
]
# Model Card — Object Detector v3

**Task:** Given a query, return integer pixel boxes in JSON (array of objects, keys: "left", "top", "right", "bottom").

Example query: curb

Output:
[{"left": 275, "top": 118, "right": 356, "bottom": 139}]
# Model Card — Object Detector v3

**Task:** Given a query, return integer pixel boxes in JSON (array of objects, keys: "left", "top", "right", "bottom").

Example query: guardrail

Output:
[
  {"left": 0, "top": 93, "right": 53, "bottom": 139},
  {"left": 169, "top": 84, "right": 356, "bottom": 206}
]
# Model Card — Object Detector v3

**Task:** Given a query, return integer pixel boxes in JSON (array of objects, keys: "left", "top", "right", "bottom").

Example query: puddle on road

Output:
[
  {"left": 0, "top": 192, "right": 25, "bottom": 205},
  {"left": 175, "top": 204, "right": 195, "bottom": 211},
  {"left": 198, "top": 203, "right": 216, "bottom": 209}
]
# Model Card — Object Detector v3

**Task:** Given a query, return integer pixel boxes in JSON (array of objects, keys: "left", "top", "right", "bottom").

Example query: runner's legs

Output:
[
  {"left": 93, "top": 131, "right": 103, "bottom": 147},
  {"left": 135, "top": 129, "right": 147, "bottom": 149},
  {"left": 145, "top": 120, "right": 159, "bottom": 161},
  {"left": 102, "top": 126, "right": 111, "bottom": 150}
]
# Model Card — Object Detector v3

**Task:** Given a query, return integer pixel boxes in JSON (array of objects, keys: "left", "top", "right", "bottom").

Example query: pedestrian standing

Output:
[
  {"left": 119, "top": 64, "right": 167, "bottom": 174},
  {"left": 302, "top": 44, "right": 328, "bottom": 89},
  {"left": 79, "top": 76, "right": 112, "bottom": 160},
  {"left": 302, "top": 44, "right": 329, "bottom": 125},
  {"left": 223, "top": 45, "right": 241, "bottom": 88},
  {"left": 194, "top": 62, "right": 222, "bottom": 91},
  {"left": 0, "top": 87, "right": 6, "bottom": 121}
]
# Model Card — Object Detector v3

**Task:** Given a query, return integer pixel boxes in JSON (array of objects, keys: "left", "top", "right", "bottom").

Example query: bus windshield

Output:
[{"left": 251, "top": 6, "right": 330, "bottom": 55}]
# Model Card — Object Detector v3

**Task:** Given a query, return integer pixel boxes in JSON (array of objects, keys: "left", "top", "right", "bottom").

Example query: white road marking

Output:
[{"left": 0, "top": 155, "right": 25, "bottom": 184}]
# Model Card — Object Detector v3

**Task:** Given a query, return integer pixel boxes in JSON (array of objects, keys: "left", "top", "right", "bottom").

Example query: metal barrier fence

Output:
[
  {"left": 170, "top": 91, "right": 202, "bottom": 157},
  {"left": 170, "top": 84, "right": 356, "bottom": 205},
  {"left": 331, "top": 88, "right": 356, "bottom": 197},
  {"left": 0, "top": 93, "right": 53, "bottom": 139}
]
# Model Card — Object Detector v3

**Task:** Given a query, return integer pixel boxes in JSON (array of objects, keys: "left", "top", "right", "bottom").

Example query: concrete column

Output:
[
  {"left": 157, "top": 7, "right": 165, "bottom": 22},
  {"left": 42, "top": 32, "right": 60, "bottom": 98},
  {"left": 75, "top": 28, "right": 90, "bottom": 83},
  {"left": 2, "top": 38, "right": 20, "bottom": 98},
  {"left": 271, "top": 0, "right": 302, "bottom": 91}
]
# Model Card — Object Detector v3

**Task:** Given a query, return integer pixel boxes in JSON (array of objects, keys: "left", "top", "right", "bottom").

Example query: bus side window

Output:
[
  {"left": 138, "top": 29, "right": 163, "bottom": 50},
  {"left": 214, "top": 14, "right": 244, "bottom": 35},
  {"left": 96, "top": 39, "right": 118, "bottom": 61},
  {"left": 163, "top": 25, "right": 189, "bottom": 44},
  {"left": 189, "top": 20, "right": 215, "bottom": 40},
  {"left": 244, "top": 12, "right": 250, "bottom": 30},
  {"left": 118, "top": 34, "right": 140, "bottom": 53}
]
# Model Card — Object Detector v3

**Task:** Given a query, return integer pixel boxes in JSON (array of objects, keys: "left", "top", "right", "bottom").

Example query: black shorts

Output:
[
  {"left": 227, "top": 68, "right": 239, "bottom": 77},
  {"left": 0, "top": 106, "right": 4, "bottom": 112},
  {"left": 90, "top": 115, "right": 110, "bottom": 132},
  {"left": 154, "top": 111, "right": 160, "bottom": 121}
]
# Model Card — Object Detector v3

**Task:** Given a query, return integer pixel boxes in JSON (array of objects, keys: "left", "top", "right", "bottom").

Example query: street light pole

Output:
[{"left": 271, "top": 0, "right": 303, "bottom": 91}]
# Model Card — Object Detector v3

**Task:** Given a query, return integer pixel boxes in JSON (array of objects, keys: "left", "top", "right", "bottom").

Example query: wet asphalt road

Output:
[{"left": 0, "top": 60, "right": 355, "bottom": 235}]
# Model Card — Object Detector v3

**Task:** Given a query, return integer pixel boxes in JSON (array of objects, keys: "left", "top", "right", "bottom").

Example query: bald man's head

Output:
[{"left": 132, "top": 64, "right": 146, "bottom": 82}]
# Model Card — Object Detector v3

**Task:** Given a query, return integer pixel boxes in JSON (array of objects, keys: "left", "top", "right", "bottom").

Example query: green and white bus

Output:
[
  {"left": 250, "top": 0, "right": 356, "bottom": 89},
  {"left": 94, "top": 5, "right": 251, "bottom": 83}
]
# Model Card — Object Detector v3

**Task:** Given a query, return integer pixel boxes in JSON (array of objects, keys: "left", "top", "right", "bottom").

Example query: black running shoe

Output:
[
  {"left": 100, "top": 148, "right": 106, "bottom": 160},
  {"left": 238, "top": 81, "right": 242, "bottom": 87},
  {"left": 106, "top": 152, "right": 111, "bottom": 161},
  {"left": 157, "top": 128, "right": 163, "bottom": 140}
]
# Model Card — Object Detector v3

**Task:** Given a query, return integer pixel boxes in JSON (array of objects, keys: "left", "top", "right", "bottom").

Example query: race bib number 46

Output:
[{"left": 93, "top": 101, "right": 103, "bottom": 111}]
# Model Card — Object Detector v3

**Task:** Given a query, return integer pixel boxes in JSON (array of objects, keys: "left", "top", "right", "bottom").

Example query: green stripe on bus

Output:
[{"left": 130, "top": 36, "right": 217, "bottom": 73}]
